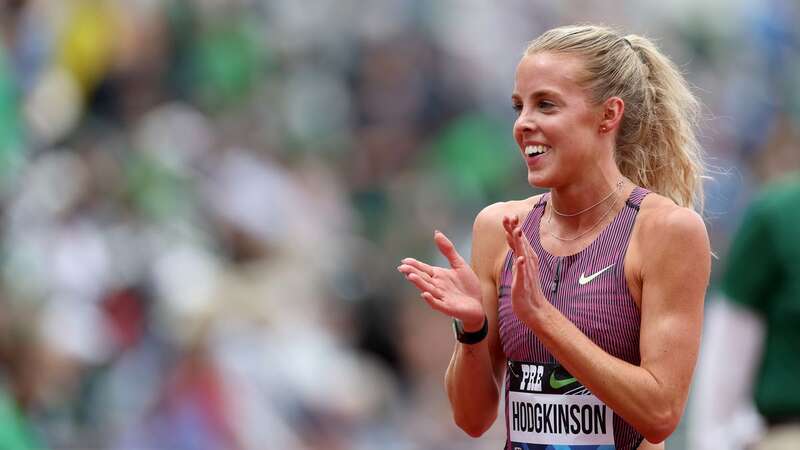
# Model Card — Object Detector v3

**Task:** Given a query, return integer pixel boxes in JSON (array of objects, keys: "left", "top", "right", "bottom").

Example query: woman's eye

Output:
[
  {"left": 538, "top": 101, "right": 556, "bottom": 110},
  {"left": 512, "top": 103, "right": 523, "bottom": 114}
]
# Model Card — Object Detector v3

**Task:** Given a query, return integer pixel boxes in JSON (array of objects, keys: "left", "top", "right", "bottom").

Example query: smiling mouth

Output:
[{"left": 525, "top": 144, "right": 550, "bottom": 157}]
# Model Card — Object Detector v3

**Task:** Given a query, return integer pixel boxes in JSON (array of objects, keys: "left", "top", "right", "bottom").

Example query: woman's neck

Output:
[{"left": 545, "top": 174, "right": 631, "bottom": 240}]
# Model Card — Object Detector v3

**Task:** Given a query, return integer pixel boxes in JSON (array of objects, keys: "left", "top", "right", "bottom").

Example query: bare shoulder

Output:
[
  {"left": 472, "top": 195, "right": 542, "bottom": 277},
  {"left": 637, "top": 194, "right": 708, "bottom": 241},
  {"left": 634, "top": 193, "right": 710, "bottom": 273},
  {"left": 473, "top": 195, "right": 542, "bottom": 238}
]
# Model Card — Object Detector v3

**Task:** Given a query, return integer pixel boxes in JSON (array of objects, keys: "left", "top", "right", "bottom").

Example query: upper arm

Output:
[
  {"left": 638, "top": 207, "right": 710, "bottom": 409},
  {"left": 471, "top": 203, "right": 512, "bottom": 387}
]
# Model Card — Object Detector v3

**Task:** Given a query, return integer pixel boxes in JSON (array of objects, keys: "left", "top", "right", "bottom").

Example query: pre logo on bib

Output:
[{"left": 507, "top": 360, "right": 615, "bottom": 449}]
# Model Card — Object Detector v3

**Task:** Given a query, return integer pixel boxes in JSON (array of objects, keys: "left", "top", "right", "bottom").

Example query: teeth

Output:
[{"left": 525, "top": 144, "right": 550, "bottom": 156}]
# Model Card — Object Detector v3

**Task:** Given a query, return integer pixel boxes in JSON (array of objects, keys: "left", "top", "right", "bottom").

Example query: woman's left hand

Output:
[{"left": 502, "top": 215, "right": 548, "bottom": 325}]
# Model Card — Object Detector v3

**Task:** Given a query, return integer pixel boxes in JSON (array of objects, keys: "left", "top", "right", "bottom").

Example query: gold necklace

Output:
[
  {"left": 551, "top": 179, "right": 624, "bottom": 217},
  {"left": 545, "top": 191, "right": 620, "bottom": 242}
]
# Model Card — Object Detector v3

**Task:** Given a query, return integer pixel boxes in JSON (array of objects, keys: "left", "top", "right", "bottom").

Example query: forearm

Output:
[
  {"left": 444, "top": 340, "right": 502, "bottom": 437},
  {"left": 523, "top": 303, "right": 685, "bottom": 443}
]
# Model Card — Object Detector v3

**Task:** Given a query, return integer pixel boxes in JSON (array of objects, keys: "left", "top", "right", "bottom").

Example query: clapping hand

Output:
[
  {"left": 503, "top": 215, "right": 547, "bottom": 324},
  {"left": 398, "top": 231, "right": 485, "bottom": 330}
]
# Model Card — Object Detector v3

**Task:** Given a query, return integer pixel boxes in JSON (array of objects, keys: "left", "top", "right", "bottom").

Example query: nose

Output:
[{"left": 513, "top": 109, "right": 537, "bottom": 139}]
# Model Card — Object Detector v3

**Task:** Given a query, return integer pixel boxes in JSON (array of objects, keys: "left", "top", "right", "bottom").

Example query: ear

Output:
[{"left": 598, "top": 97, "right": 625, "bottom": 134}]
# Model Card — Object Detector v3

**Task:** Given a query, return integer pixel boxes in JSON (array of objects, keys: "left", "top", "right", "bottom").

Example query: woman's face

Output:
[{"left": 512, "top": 51, "right": 605, "bottom": 188}]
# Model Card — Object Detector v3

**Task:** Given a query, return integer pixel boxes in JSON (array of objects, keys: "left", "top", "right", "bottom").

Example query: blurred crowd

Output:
[{"left": 0, "top": 0, "right": 798, "bottom": 449}]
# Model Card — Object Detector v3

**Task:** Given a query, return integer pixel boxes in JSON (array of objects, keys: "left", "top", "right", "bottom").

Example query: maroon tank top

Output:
[{"left": 498, "top": 187, "right": 649, "bottom": 450}]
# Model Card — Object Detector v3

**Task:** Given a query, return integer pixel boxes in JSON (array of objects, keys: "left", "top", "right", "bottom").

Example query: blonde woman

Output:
[{"left": 399, "top": 25, "right": 710, "bottom": 449}]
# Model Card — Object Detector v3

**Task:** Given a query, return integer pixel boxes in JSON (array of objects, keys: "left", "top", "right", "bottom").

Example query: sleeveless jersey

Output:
[{"left": 498, "top": 187, "right": 649, "bottom": 450}]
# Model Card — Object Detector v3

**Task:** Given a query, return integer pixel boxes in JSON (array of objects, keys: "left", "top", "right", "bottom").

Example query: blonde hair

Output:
[{"left": 525, "top": 25, "right": 705, "bottom": 210}]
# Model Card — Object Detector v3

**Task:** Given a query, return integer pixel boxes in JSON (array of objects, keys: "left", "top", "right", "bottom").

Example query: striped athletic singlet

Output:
[{"left": 498, "top": 187, "right": 649, "bottom": 450}]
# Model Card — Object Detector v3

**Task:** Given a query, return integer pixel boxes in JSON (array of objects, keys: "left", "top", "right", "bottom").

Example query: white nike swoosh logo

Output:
[{"left": 578, "top": 264, "right": 615, "bottom": 285}]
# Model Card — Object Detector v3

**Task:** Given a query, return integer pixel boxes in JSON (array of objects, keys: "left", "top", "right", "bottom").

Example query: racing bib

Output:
[{"left": 507, "top": 360, "right": 615, "bottom": 449}]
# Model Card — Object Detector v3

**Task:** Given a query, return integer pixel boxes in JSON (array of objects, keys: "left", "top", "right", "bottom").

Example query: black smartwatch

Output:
[{"left": 453, "top": 315, "right": 489, "bottom": 344}]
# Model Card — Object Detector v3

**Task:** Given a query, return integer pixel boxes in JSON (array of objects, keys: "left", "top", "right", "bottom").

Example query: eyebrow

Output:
[{"left": 511, "top": 89, "right": 563, "bottom": 101}]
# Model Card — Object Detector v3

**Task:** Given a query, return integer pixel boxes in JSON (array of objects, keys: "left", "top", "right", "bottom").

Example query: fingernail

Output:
[{"left": 434, "top": 229, "right": 440, "bottom": 235}]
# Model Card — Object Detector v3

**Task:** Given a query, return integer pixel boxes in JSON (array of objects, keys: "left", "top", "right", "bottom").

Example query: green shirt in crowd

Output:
[
  {"left": 0, "top": 387, "right": 43, "bottom": 450},
  {"left": 722, "top": 173, "right": 800, "bottom": 420}
]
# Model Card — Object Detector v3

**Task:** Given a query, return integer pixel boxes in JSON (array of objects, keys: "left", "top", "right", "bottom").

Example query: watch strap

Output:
[{"left": 453, "top": 315, "right": 488, "bottom": 344}]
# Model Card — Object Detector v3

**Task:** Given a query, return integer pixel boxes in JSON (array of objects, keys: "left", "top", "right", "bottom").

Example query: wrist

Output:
[
  {"left": 462, "top": 316, "right": 486, "bottom": 333},
  {"left": 453, "top": 315, "right": 489, "bottom": 345},
  {"left": 518, "top": 300, "right": 550, "bottom": 331}
]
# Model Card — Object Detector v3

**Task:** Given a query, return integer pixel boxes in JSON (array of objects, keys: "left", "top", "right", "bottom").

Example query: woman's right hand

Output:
[{"left": 398, "top": 230, "right": 485, "bottom": 330}]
